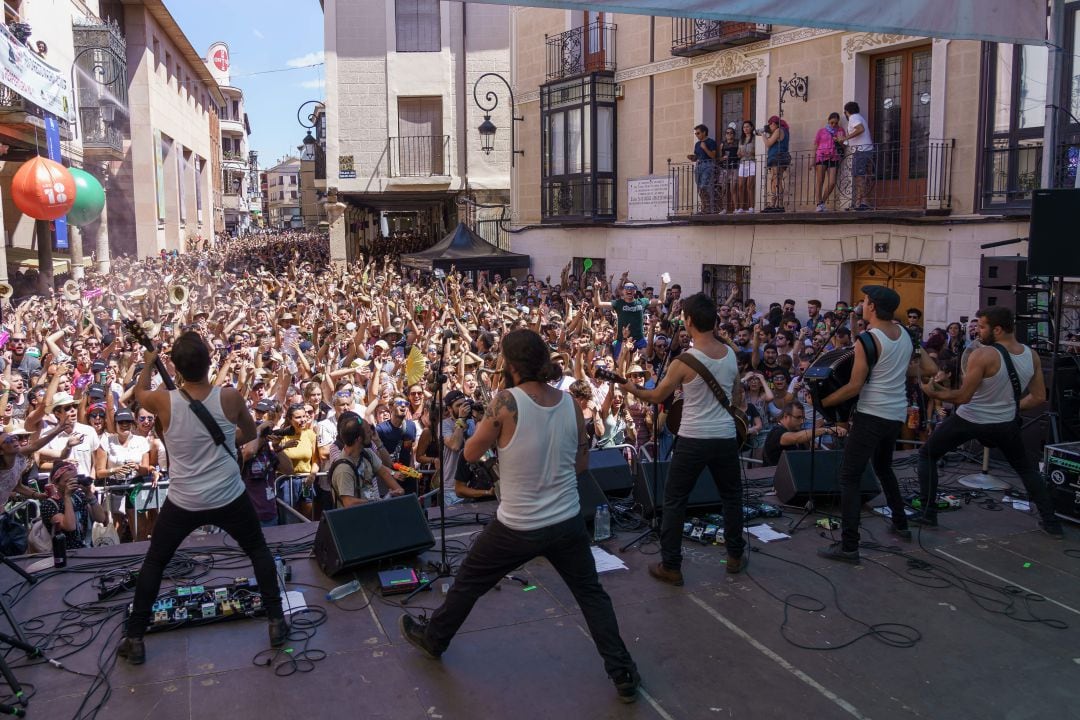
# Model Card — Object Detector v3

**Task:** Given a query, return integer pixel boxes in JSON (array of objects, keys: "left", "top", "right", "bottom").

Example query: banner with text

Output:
[{"left": 0, "top": 23, "right": 74, "bottom": 122}]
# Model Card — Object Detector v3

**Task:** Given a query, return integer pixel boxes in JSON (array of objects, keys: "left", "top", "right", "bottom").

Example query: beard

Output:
[{"left": 502, "top": 368, "right": 517, "bottom": 389}]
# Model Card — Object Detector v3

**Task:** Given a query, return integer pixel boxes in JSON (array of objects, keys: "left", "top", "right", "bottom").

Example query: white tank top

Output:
[
  {"left": 678, "top": 347, "right": 737, "bottom": 439},
  {"left": 957, "top": 345, "right": 1034, "bottom": 424},
  {"left": 163, "top": 387, "right": 245, "bottom": 511},
  {"left": 495, "top": 388, "right": 581, "bottom": 531},
  {"left": 855, "top": 327, "right": 911, "bottom": 422}
]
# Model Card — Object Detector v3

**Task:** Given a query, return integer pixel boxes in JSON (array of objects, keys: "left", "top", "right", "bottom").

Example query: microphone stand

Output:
[
  {"left": 789, "top": 314, "right": 850, "bottom": 533},
  {"left": 404, "top": 328, "right": 454, "bottom": 604}
]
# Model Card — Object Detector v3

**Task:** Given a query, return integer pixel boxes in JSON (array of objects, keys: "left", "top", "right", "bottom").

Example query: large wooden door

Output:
[
  {"left": 850, "top": 261, "right": 925, "bottom": 316},
  {"left": 584, "top": 11, "right": 607, "bottom": 72},
  {"left": 869, "top": 46, "right": 932, "bottom": 207},
  {"left": 715, "top": 80, "right": 755, "bottom": 140}
]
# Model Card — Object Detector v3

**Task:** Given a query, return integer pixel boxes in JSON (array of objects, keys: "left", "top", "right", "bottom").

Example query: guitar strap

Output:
[
  {"left": 991, "top": 343, "right": 1024, "bottom": 426},
  {"left": 856, "top": 331, "right": 879, "bottom": 377},
  {"left": 675, "top": 352, "right": 738, "bottom": 420},
  {"left": 177, "top": 387, "right": 240, "bottom": 465}
]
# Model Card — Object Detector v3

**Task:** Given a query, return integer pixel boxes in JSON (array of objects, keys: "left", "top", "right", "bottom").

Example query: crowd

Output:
[{"left": 0, "top": 230, "right": 985, "bottom": 551}]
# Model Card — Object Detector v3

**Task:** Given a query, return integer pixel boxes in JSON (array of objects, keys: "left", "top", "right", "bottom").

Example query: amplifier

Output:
[{"left": 1044, "top": 441, "right": 1080, "bottom": 523}]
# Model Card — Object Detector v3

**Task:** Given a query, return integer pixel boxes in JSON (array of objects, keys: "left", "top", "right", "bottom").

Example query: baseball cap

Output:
[
  {"left": 114, "top": 409, "right": 135, "bottom": 424},
  {"left": 860, "top": 285, "right": 901, "bottom": 314},
  {"left": 444, "top": 390, "right": 466, "bottom": 408},
  {"left": 255, "top": 398, "right": 279, "bottom": 413}
]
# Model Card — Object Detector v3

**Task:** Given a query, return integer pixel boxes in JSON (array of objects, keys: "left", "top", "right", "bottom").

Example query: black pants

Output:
[
  {"left": 918, "top": 412, "right": 1055, "bottom": 522},
  {"left": 839, "top": 412, "right": 906, "bottom": 551},
  {"left": 424, "top": 515, "right": 636, "bottom": 679},
  {"left": 126, "top": 493, "right": 284, "bottom": 638},
  {"left": 660, "top": 436, "right": 745, "bottom": 569}
]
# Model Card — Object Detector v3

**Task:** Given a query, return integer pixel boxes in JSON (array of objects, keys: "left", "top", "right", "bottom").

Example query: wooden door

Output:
[
  {"left": 584, "top": 11, "right": 606, "bottom": 72},
  {"left": 869, "top": 46, "right": 932, "bottom": 207},
  {"left": 715, "top": 81, "right": 755, "bottom": 143},
  {"left": 850, "top": 261, "right": 925, "bottom": 316}
]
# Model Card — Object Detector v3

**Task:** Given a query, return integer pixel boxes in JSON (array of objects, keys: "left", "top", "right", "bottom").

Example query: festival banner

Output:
[
  {"left": 0, "top": 23, "right": 74, "bottom": 122},
  {"left": 44, "top": 114, "right": 69, "bottom": 250}
]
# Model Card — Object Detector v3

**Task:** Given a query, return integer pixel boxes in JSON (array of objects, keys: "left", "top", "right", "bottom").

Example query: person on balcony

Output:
[
  {"left": 843, "top": 101, "right": 874, "bottom": 211},
  {"left": 688, "top": 124, "right": 718, "bottom": 214},
  {"left": 717, "top": 126, "right": 740, "bottom": 215},
  {"left": 736, "top": 120, "right": 758, "bottom": 214},
  {"left": 814, "top": 112, "right": 847, "bottom": 211},
  {"left": 762, "top": 116, "right": 791, "bottom": 213}
]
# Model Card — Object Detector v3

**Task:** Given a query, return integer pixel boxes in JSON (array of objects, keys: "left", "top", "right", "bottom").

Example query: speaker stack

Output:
[
  {"left": 772, "top": 450, "right": 881, "bottom": 506},
  {"left": 586, "top": 448, "right": 636, "bottom": 495},
  {"left": 978, "top": 255, "right": 1051, "bottom": 349},
  {"left": 633, "top": 461, "right": 724, "bottom": 519},
  {"left": 314, "top": 494, "right": 435, "bottom": 576}
]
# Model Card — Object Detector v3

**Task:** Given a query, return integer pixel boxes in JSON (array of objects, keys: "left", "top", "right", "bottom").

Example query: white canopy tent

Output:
[{"left": 472, "top": 0, "right": 1048, "bottom": 44}]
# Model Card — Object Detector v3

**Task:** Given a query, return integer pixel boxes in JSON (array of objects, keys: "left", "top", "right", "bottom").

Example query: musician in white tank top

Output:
[
  {"left": 818, "top": 286, "right": 939, "bottom": 562},
  {"left": 917, "top": 307, "right": 1062, "bottom": 536},
  {"left": 401, "top": 330, "right": 639, "bottom": 700}
]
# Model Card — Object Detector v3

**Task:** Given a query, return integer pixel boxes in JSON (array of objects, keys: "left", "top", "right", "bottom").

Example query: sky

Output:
[{"left": 167, "top": 0, "right": 325, "bottom": 170}]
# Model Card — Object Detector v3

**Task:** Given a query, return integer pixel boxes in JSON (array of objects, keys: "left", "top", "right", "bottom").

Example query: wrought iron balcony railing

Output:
[
  {"left": 545, "top": 21, "right": 617, "bottom": 82},
  {"left": 668, "top": 139, "right": 954, "bottom": 217},
  {"left": 671, "top": 19, "right": 771, "bottom": 57},
  {"left": 79, "top": 105, "right": 123, "bottom": 154},
  {"left": 388, "top": 135, "right": 449, "bottom": 177},
  {"left": 542, "top": 177, "right": 616, "bottom": 221},
  {"left": 981, "top": 142, "right": 1043, "bottom": 210}
]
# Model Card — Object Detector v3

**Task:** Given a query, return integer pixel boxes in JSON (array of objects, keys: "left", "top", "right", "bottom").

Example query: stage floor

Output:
[{"left": 9, "top": 459, "right": 1080, "bottom": 720}]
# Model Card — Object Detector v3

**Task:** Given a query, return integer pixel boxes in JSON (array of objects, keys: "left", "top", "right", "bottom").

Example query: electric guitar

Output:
[
  {"left": 593, "top": 368, "right": 749, "bottom": 448},
  {"left": 123, "top": 318, "right": 176, "bottom": 391}
]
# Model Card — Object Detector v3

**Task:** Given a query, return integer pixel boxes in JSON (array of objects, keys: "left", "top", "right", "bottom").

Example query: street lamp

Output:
[
  {"left": 471, "top": 72, "right": 524, "bottom": 166},
  {"left": 300, "top": 130, "right": 317, "bottom": 161}
]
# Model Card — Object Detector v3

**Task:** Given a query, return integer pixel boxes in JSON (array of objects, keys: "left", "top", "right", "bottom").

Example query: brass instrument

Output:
[
  {"left": 62, "top": 279, "right": 80, "bottom": 302},
  {"left": 0, "top": 282, "right": 12, "bottom": 300},
  {"left": 168, "top": 283, "right": 189, "bottom": 306}
]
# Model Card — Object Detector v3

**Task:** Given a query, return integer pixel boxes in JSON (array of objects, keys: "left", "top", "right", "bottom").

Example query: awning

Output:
[
  {"left": 465, "top": 0, "right": 1047, "bottom": 45},
  {"left": 400, "top": 222, "right": 530, "bottom": 272},
  {"left": 5, "top": 247, "right": 91, "bottom": 274}
]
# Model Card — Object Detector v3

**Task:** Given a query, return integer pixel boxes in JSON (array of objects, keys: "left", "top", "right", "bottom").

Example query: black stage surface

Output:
[{"left": 5, "top": 455, "right": 1080, "bottom": 720}]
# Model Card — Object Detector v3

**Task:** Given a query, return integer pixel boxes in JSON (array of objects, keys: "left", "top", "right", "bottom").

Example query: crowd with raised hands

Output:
[{"left": 0, "top": 229, "right": 978, "bottom": 550}]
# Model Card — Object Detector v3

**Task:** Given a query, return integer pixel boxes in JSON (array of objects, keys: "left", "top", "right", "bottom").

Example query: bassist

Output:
[{"left": 621, "top": 293, "right": 746, "bottom": 587}]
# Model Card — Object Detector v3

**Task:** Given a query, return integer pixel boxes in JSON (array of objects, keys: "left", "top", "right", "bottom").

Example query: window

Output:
[
  {"left": 194, "top": 155, "right": 204, "bottom": 224},
  {"left": 701, "top": 265, "right": 751, "bottom": 305},
  {"left": 980, "top": 42, "right": 1050, "bottom": 209},
  {"left": 232, "top": 100, "right": 239, "bottom": 119},
  {"left": 716, "top": 80, "right": 755, "bottom": 139},
  {"left": 291, "top": 190, "right": 298, "bottom": 200},
  {"left": 396, "top": 97, "right": 445, "bottom": 175},
  {"left": 396, "top": 0, "right": 440, "bottom": 52},
  {"left": 541, "top": 74, "right": 617, "bottom": 222},
  {"left": 868, "top": 46, "right": 933, "bottom": 207},
  {"left": 572, "top": 257, "right": 606, "bottom": 286},
  {"left": 177, "top": 147, "right": 187, "bottom": 224}
]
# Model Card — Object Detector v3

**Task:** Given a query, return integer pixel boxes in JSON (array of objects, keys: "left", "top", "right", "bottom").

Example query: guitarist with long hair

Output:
[{"left": 620, "top": 292, "right": 747, "bottom": 587}]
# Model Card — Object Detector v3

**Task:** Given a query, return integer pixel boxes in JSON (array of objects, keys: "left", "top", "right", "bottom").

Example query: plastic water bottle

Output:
[
  {"left": 52, "top": 529, "right": 68, "bottom": 569},
  {"left": 594, "top": 505, "right": 610, "bottom": 541},
  {"left": 326, "top": 579, "right": 362, "bottom": 601},
  {"left": 601, "top": 505, "right": 611, "bottom": 539},
  {"left": 274, "top": 556, "right": 286, "bottom": 592}
]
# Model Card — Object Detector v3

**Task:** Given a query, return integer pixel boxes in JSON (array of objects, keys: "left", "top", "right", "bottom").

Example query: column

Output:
[
  {"left": 68, "top": 224, "right": 85, "bottom": 280},
  {"left": 90, "top": 195, "right": 111, "bottom": 274},
  {"left": 0, "top": 188, "right": 8, "bottom": 283},
  {"left": 36, "top": 219, "right": 53, "bottom": 295}
]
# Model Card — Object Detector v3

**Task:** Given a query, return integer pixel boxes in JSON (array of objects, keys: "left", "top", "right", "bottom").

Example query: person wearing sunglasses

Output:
[
  {"left": 94, "top": 409, "right": 151, "bottom": 541},
  {"left": 0, "top": 421, "right": 68, "bottom": 504},
  {"left": 593, "top": 271, "right": 668, "bottom": 361}
]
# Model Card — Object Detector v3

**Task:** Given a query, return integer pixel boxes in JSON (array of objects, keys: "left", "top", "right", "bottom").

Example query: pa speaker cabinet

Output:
[
  {"left": 979, "top": 255, "right": 1027, "bottom": 288},
  {"left": 577, "top": 471, "right": 609, "bottom": 532},
  {"left": 314, "top": 494, "right": 434, "bottom": 576},
  {"left": 634, "top": 461, "right": 724, "bottom": 519},
  {"left": 1029, "top": 189, "right": 1080, "bottom": 277},
  {"left": 773, "top": 450, "right": 880, "bottom": 506},
  {"left": 587, "top": 448, "right": 635, "bottom": 495}
]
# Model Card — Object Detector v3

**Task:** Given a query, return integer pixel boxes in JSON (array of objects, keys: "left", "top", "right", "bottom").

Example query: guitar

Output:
[
  {"left": 123, "top": 318, "right": 176, "bottom": 391},
  {"left": 593, "top": 368, "right": 749, "bottom": 448}
]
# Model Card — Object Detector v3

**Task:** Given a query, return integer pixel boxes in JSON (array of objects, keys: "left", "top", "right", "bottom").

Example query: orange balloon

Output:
[{"left": 11, "top": 156, "right": 76, "bottom": 221}]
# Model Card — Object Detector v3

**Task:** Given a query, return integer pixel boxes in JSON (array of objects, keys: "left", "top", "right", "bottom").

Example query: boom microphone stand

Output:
[{"left": 404, "top": 326, "right": 455, "bottom": 604}]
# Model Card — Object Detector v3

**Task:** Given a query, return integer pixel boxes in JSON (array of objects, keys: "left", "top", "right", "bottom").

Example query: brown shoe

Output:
[
  {"left": 648, "top": 562, "right": 684, "bottom": 587},
  {"left": 726, "top": 552, "right": 747, "bottom": 574}
]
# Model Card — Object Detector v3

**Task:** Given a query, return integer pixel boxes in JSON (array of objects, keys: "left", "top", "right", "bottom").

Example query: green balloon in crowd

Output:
[{"left": 66, "top": 167, "right": 107, "bottom": 226}]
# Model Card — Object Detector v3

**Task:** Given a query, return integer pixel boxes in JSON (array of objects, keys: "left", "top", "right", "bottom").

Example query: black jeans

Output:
[
  {"left": 918, "top": 413, "right": 1055, "bottom": 522},
  {"left": 126, "top": 493, "right": 284, "bottom": 638},
  {"left": 839, "top": 412, "right": 906, "bottom": 551},
  {"left": 660, "top": 436, "right": 745, "bottom": 569},
  {"left": 424, "top": 515, "right": 636, "bottom": 679}
]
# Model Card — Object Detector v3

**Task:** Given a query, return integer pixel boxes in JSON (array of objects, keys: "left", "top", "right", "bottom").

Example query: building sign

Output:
[
  {"left": 338, "top": 154, "right": 356, "bottom": 179},
  {"left": 627, "top": 175, "right": 671, "bottom": 221},
  {"left": 44, "top": 115, "right": 68, "bottom": 250},
  {"left": 0, "top": 23, "right": 74, "bottom": 122},
  {"left": 206, "top": 42, "right": 230, "bottom": 85}
]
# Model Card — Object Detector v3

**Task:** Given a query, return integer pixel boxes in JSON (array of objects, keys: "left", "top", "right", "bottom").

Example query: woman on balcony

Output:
[
  {"left": 717, "top": 127, "right": 740, "bottom": 215},
  {"left": 814, "top": 113, "right": 846, "bottom": 212},
  {"left": 736, "top": 120, "right": 758, "bottom": 214},
  {"left": 762, "top": 116, "right": 791, "bottom": 213}
]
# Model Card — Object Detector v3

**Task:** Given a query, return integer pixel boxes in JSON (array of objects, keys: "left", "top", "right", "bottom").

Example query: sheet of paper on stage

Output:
[
  {"left": 591, "top": 546, "right": 628, "bottom": 573},
  {"left": 281, "top": 590, "right": 307, "bottom": 615},
  {"left": 748, "top": 524, "right": 790, "bottom": 543}
]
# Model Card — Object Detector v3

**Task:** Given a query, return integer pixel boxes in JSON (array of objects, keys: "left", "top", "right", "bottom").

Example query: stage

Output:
[{"left": 6, "top": 458, "right": 1080, "bottom": 720}]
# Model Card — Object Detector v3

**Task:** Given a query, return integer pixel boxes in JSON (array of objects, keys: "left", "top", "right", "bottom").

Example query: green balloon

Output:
[{"left": 67, "top": 167, "right": 106, "bottom": 226}]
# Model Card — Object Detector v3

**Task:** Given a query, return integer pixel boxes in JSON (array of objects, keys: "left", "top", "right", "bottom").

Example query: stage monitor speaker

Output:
[
  {"left": 978, "top": 285, "right": 1049, "bottom": 315},
  {"left": 587, "top": 448, "right": 635, "bottom": 495},
  {"left": 634, "top": 461, "right": 723, "bottom": 519},
  {"left": 578, "top": 471, "right": 609, "bottom": 532},
  {"left": 1029, "top": 189, "right": 1080, "bottom": 277},
  {"left": 979, "top": 255, "right": 1027, "bottom": 288},
  {"left": 772, "top": 450, "right": 880, "bottom": 506},
  {"left": 314, "top": 494, "right": 435, "bottom": 576}
]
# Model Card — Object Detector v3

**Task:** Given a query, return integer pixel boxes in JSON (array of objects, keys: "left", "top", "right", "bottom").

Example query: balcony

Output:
[
  {"left": 79, "top": 105, "right": 124, "bottom": 157},
  {"left": 546, "top": 21, "right": 617, "bottom": 82},
  {"left": 388, "top": 135, "right": 449, "bottom": 177},
  {"left": 73, "top": 18, "right": 127, "bottom": 152},
  {"left": 668, "top": 139, "right": 954, "bottom": 218},
  {"left": 1053, "top": 134, "right": 1080, "bottom": 190},
  {"left": 671, "top": 19, "right": 771, "bottom": 57},
  {"left": 222, "top": 152, "right": 248, "bottom": 167},
  {"left": 542, "top": 177, "right": 616, "bottom": 222}
]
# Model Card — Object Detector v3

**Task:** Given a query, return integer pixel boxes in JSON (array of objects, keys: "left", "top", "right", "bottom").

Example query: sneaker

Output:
[
  {"left": 613, "top": 669, "right": 640, "bottom": 704},
  {"left": 734, "top": 208, "right": 745, "bottom": 214},
  {"left": 269, "top": 616, "right": 289, "bottom": 647},
  {"left": 1040, "top": 518, "right": 1065, "bottom": 539},
  {"left": 117, "top": 636, "right": 145, "bottom": 665},
  {"left": 726, "top": 551, "right": 747, "bottom": 574},
  {"left": 718, "top": 209, "right": 727, "bottom": 215},
  {"left": 648, "top": 562, "right": 684, "bottom": 587},
  {"left": 855, "top": 203, "right": 872, "bottom": 211},
  {"left": 817, "top": 543, "right": 860, "bottom": 564},
  {"left": 889, "top": 523, "right": 912, "bottom": 541},
  {"left": 398, "top": 614, "right": 441, "bottom": 659},
  {"left": 909, "top": 510, "right": 938, "bottom": 528},
  {"left": 815, "top": 203, "right": 826, "bottom": 212},
  {"left": 747, "top": 207, "right": 755, "bottom": 214}
]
